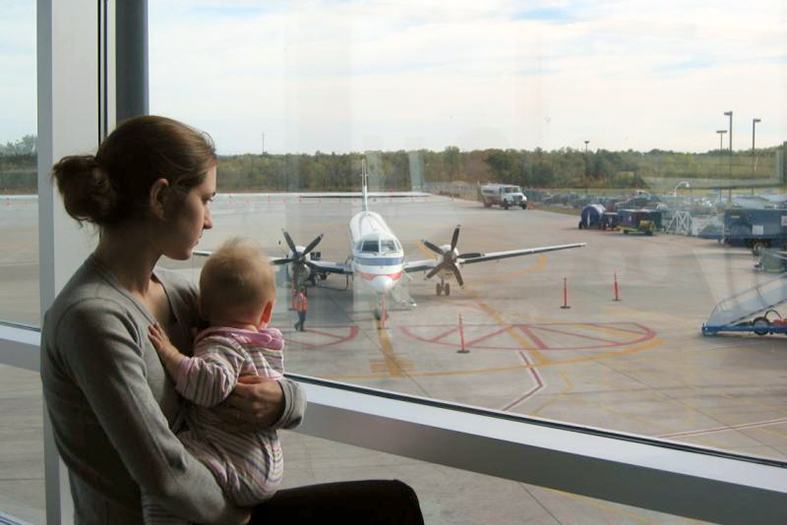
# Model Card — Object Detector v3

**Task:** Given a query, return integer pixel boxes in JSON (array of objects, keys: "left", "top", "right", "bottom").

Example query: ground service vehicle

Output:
[
  {"left": 723, "top": 208, "right": 787, "bottom": 255},
  {"left": 617, "top": 209, "right": 662, "bottom": 235},
  {"left": 479, "top": 183, "right": 528, "bottom": 209}
]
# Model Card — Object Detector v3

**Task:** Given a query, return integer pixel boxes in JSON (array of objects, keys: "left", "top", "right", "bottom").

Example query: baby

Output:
[{"left": 143, "top": 237, "right": 285, "bottom": 524}]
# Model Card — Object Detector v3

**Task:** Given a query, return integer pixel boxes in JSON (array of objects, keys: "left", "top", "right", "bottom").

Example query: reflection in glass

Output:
[
  {"left": 0, "top": 1, "right": 39, "bottom": 325},
  {"left": 147, "top": 0, "right": 785, "bottom": 464}
]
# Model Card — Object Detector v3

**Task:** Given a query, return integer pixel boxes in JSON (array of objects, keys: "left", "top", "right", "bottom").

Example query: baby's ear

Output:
[{"left": 261, "top": 301, "right": 274, "bottom": 324}]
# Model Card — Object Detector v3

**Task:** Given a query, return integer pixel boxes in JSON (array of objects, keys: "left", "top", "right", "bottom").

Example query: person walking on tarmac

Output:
[{"left": 293, "top": 286, "right": 308, "bottom": 332}]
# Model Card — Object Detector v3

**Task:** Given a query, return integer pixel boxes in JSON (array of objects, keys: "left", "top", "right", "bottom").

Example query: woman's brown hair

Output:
[{"left": 52, "top": 115, "right": 216, "bottom": 227}]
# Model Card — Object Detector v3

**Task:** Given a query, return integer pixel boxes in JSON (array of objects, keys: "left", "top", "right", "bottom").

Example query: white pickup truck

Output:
[{"left": 479, "top": 183, "right": 528, "bottom": 209}]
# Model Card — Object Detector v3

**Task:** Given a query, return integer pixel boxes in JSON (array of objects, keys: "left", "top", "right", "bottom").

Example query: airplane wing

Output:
[
  {"left": 403, "top": 259, "right": 438, "bottom": 274},
  {"left": 308, "top": 259, "right": 354, "bottom": 275},
  {"left": 195, "top": 249, "right": 353, "bottom": 275},
  {"left": 458, "top": 243, "right": 586, "bottom": 265}
]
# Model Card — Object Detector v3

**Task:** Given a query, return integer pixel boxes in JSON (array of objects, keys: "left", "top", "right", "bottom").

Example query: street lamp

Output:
[
  {"left": 673, "top": 181, "right": 690, "bottom": 210},
  {"left": 723, "top": 111, "right": 733, "bottom": 153},
  {"left": 583, "top": 140, "right": 590, "bottom": 194},
  {"left": 716, "top": 130, "right": 727, "bottom": 153},
  {"left": 752, "top": 118, "right": 761, "bottom": 178}
]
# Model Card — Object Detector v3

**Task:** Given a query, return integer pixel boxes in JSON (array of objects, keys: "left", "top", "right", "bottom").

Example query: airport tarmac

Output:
[{"left": 3, "top": 193, "right": 787, "bottom": 523}]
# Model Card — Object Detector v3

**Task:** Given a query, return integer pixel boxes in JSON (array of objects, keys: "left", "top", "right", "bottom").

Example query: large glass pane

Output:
[
  {"left": 0, "top": 0, "right": 38, "bottom": 327},
  {"left": 150, "top": 0, "right": 787, "bottom": 465}
]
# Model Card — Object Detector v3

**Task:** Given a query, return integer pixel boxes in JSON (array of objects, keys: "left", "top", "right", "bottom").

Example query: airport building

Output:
[{"left": 2, "top": 2, "right": 787, "bottom": 523}]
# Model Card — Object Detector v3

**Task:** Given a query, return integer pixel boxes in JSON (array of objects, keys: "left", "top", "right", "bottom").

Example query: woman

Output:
[{"left": 41, "top": 115, "right": 423, "bottom": 524}]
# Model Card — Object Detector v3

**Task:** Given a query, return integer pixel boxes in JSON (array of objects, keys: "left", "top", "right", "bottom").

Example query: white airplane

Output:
[{"left": 201, "top": 160, "right": 585, "bottom": 320}]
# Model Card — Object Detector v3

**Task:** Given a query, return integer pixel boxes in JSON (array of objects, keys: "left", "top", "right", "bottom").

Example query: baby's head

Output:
[{"left": 199, "top": 237, "right": 276, "bottom": 329}]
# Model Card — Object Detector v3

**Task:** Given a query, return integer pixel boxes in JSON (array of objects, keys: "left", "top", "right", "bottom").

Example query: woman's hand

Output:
[{"left": 223, "top": 375, "right": 284, "bottom": 430}]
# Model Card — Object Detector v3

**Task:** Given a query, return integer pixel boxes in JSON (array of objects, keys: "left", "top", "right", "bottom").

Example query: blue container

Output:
[{"left": 579, "top": 204, "right": 606, "bottom": 229}]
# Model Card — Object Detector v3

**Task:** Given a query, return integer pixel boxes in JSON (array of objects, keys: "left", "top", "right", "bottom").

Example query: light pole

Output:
[
  {"left": 752, "top": 118, "right": 761, "bottom": 179},
  {"left": 262, "top": 132, "right": 265, "bottom": 155},
  {"left": 716, "top": 130, "right": 727, "bottom": 153},
  {"left": 673, "top": 181, "right": 690, "bottom": 210},
  {"left": 723, "top": 111, "right": 733, "bottom": 153},
  {"left": 584, "top": 140, "right": 590, "bottom": 195},
  {"left": 723, "top": 111, "right": 733, "bottom": 178}
]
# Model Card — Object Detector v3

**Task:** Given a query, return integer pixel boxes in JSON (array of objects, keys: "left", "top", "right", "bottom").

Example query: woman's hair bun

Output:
[{"left": 51, "top": 155, "right": 118, "bottom": 225}]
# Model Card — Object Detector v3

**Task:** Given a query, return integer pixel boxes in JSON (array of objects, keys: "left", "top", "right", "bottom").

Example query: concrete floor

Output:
[{"left": 5, "top": 194, "right": 787, "bottom": 523}]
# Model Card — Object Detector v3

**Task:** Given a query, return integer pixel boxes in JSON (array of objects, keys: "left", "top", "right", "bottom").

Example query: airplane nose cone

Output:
[{"left": 371, "top": 276, "right": 395, "bottom": 294}]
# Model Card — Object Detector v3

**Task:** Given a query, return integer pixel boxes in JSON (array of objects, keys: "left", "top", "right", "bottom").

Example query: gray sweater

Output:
[{"left": 40, "top": 256, "right": 306, "bottom": 524}]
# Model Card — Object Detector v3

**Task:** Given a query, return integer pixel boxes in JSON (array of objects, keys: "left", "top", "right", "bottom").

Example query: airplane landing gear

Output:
[
  {"left": 436, "top": 282, "right": 442, "bottom": 296},
  {"left": 375, "top": 296, "right": 389, "bottom": 325},
  {"left": 435, "top": 280, "right": 451, "bottom": 296}
]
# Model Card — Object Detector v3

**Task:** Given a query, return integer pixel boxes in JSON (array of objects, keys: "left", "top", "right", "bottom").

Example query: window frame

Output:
[{"left": 1, "top": 1, "right": 787, "bottom": 523}]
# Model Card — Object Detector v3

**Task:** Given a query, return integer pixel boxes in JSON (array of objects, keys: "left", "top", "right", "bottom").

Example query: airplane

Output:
[{"left": 198, "top": 160, "right": 586, "bottom": 320}]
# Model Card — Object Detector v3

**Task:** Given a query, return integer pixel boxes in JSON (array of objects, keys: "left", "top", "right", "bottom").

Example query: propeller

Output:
[
  {"left": 275, "top": 230, "right": 324, "bottom": 284},
  {"left": 421, "top": 225, "right": 481, "bottom": 287}
]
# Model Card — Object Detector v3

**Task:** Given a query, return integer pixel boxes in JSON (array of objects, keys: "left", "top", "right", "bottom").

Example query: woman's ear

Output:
[{"left": 148, "top": 178, "right": 170, "bottom": 219}]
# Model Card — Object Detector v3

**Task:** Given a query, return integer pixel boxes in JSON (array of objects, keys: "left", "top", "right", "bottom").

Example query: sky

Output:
[{"left": 2, "top": 0, "right": 786, "bottom": 154}]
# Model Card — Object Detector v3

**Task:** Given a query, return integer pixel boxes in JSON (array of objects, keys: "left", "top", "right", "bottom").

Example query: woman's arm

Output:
[{"left": 56, "top": 301, "right": 249, "bottom": 524}]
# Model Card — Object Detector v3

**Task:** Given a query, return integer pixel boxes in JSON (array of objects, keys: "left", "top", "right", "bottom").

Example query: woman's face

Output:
[{"left": 164, "top": 165, "right": 216, "bottom": 260}]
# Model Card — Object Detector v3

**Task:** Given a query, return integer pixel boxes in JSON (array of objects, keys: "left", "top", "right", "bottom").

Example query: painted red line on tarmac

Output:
[
  {"left": 533, "top": 325, "right": 626, "bottom": 345},
  {"left": 501, "top": 351, "right": 545, "bottom": 411},
  {"left": 426, "top": 326, "right": 460, "bottom": 344},
  {"left": 398, "top": 322, "right": 657, "bottom": 352},
  {"left": 464, "top": 326, "right": 512, "bottom": 347},
  {"left": 518, "top": 326, "right": 548, "bottom": 350},
  {"left": 588, "top": 322, "right": 654, "bottom": 337},
  {"left": 659, "top": 417, "right": 787, "bottom": 439},
  {"left": 285, "top": 326, "right": 359, "bottom": 349}
]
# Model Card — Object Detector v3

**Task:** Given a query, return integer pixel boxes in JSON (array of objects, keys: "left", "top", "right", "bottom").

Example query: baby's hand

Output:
[{"left": 148, "top": 324, "right": 180, "bottom": 361}]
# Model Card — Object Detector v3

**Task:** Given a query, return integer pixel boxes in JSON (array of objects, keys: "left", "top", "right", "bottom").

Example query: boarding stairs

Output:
[{"left": 703, "top": 273, "right": 787, "bottom": 333}]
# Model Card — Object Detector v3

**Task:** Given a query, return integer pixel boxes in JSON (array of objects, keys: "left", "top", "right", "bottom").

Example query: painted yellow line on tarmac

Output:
[
  {"left": 531, "top": 371, "right": 574, "bottom": 416},
  {"left": 324, "top": 338, "right": 662, "bottom": 381},
  {"left": 371, "top": 322, "right": 410, "bottom": 377}
]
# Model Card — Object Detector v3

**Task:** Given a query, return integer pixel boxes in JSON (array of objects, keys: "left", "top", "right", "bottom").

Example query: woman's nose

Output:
[{"left": 204, "top": 208, "right": 213, "bottom": 230}]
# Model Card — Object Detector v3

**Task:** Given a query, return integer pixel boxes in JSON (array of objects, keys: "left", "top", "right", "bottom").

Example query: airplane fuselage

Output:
[{"left": 348, "top": 210, "right": 405, "bottom": 295}]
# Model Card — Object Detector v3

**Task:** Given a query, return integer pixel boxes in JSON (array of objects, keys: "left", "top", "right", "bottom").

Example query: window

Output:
[
  {"left": 149, "top": 0, "right": 787, "bottom": 469},
  {"left": 0, "top": 2, "right": 784, "bottom": 523},
  {"left": 0, "top": 0, "right": 38, "bottom": 327}
]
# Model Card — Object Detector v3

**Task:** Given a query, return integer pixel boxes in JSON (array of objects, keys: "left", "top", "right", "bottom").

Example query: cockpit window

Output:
[
  {"left": 361, "top": 240, "right": 379, "bottom": 252},
  {"left": 380, "top": 239, "right": 397, "bottom": 252}
]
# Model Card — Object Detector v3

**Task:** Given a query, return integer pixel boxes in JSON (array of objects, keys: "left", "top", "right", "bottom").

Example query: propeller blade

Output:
[
  {"left": 304, "top": 260, "right": 322, "bottom": 272},
  {"left": 273, "top": 258, "right": 293, "bottom": 265},
  {"left": 458, "top": 252, "right": 482, "bottom": 259},
  {"left": 303, "top": 234, "right": 324, "bottom": 255},
  {"left": 422, "top": 240, "right": 443, "bottom": 254},
  {"left": 450, "top": 225, "right": 461, "bottom": 251},
  {"left": 449, "top": 264, "right": 464, "bottom": 287},
  {"left": 426, "top": 265, "right": 443, "bottom": 280},
  {"left": 282, "top": 230, "right": 297, "bottom": 254}
]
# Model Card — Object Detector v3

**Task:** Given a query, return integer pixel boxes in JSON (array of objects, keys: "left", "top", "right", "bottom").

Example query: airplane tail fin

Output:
[{"left": 361, "top": 158, "right": 369, "bottom": 212}]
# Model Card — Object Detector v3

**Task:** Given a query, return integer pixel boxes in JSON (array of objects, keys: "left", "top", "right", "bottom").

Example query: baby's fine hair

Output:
[{"left": 200, "top": 238, "right": 276, "bottom": 320}]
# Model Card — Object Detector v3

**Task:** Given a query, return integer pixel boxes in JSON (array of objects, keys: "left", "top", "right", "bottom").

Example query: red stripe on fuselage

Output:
[{"left": 358, "top": 271, "right": 403, "bottom": 281}]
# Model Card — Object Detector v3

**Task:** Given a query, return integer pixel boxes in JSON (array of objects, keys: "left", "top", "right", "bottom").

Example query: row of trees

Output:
[{"left": 0, "top": 134, "right": 780, "bottom": 193}]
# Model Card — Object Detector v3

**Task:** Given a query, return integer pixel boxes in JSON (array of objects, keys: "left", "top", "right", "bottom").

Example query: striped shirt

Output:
[{"left": 142, "top": 327, "right": 286, "bottom": 523}]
